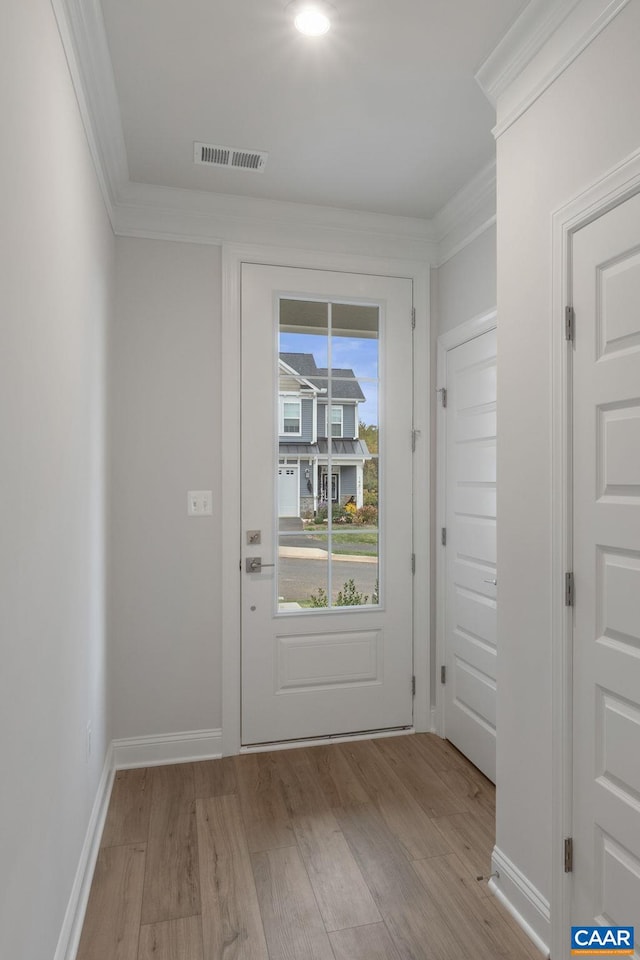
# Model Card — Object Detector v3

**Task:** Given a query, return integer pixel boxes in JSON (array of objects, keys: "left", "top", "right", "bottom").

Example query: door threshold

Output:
[{"left": 240, "top": 725, "right": 414, "bottom": 754}]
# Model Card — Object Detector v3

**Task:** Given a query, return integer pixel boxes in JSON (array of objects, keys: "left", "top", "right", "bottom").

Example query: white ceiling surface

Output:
[{"left": 100, "top": 0, "right": 527, "bottom": 220}]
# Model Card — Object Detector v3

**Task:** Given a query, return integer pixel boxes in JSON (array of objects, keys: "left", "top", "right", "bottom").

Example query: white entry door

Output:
[
  {"left": 443, "top": 329, "right": 497, "bottom": 782},
  {"left": 241, "top": 263, "right": 414, "bottom": 746},
  {"left": 571, "top": 189, "right": 640, "bottom": 935}
]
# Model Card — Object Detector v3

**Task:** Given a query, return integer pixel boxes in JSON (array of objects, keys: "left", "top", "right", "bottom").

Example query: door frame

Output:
[
  {"left": 434, "top": 309, "right": 497, "bottom": 737},
  {"left": 550, "top": 146, "right": 640, "bottom": 960},
  {"left": 221, "top": 243, "right": 430, "bottom": 756}
]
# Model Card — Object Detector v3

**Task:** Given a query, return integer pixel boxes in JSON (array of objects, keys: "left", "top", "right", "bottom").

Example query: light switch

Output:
[{"left": 188, "top": 490, "right": 213, "bottom": 516}]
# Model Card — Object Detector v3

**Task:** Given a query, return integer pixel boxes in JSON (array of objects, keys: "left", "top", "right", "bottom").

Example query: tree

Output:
[{"left": 359, "top": 421, "right": 378, "bottom": 506}]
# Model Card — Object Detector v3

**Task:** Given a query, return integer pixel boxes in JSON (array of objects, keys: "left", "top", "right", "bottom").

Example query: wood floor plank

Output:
[
  {"left": 251, "top": 846, "right": 335, "bottom": 960},
  {"left": 412, "top": 854, "right": 529, "bottom": 960},
  {"left": 193, "top": 756, "right": 237, "bottom": 798},
  {"left": 411, "top": 734, "right": 474, "bottom": 775},
  {"left": 431, "top": 808, "right": 495, "bottom": 881},
  {"left": 141, "top": 764, "right": 200, "bottom": 925},
  {"left": 305, "top": 743, "right": 371, "bottom": 808},
  {"left": 483, "top": 897, "right": 546, "bottom": 960},
  {"left": 335, "top": 802, "right": 467, "bottom": 960},
  {"left": 197, "top": 794, "right": 269, "bottom": 960},
  {"left": 101, "top": 768, "right": 152, "bottom": 847},
  {"left": 412, "top": 735, "right": 497, "bottom": 818},
  {"left": 81, "top": 736, "right": 510, "bottom": 960},
  {"left": 415, "top": 849, "right": 488, "bottom": 903},
  {"left": 329, "top": 922, "right": 403, "bottom": 960},
  {"left": 338, "top": 739, "right": 451, "bottom": 860},
  {"left": 373, "top": 736, "right": 469, "bottom": 818},
  {"left": 274, "top": 749, "right": 381, "bottom": 931},
  {"left": 77, "top": 843, "right": 146, "bottom": 960},
  {"left": 435, "top": 762, "right": 496, "bottom": 820},
  {"left": 138, "top": 917, "right": 204, "bottom": 960},
  {"left": 234, "top": 752, "right": 295, "bottom": 853}
]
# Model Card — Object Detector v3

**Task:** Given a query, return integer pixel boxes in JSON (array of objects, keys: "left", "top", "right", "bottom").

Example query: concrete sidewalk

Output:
[{"left": 278, "top": 545, "right": 378, "bottom": 564}]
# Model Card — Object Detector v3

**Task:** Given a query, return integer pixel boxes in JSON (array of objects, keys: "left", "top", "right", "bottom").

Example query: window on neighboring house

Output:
[
  {"left": 331, "top": 405, "right": 343, "bottom": 438},
  {"left": 324, "top": 404, "right": 343, "bottom": 437},
  {"left": 281, "top": 398, "right": 301, "bottom": 435}
]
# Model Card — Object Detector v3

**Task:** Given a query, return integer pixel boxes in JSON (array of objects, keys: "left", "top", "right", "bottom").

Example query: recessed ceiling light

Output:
[{"left": 287, "top": 1, "right": 335, "bottom": 37}]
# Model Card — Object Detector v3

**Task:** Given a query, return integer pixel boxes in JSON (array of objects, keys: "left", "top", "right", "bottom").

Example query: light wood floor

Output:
[{"left": 77, "top": 734, "right": 540, "bottom": 960}]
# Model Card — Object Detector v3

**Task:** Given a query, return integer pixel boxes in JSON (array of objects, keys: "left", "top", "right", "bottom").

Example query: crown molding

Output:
[
  {"left": 475, "top": 0, "right": 582, "bottom": 106},
  {"left": 50, "top": 0, "right": 129, "bottom": 225},
  {"left": 113, "top": 181, "right": 438, "bottom": 261},
  {"left": 476, "top": 0, "right": 632, "bottom": 139},
  {"left": 434, "top": 159, "right": 496, "bottom": 266}
]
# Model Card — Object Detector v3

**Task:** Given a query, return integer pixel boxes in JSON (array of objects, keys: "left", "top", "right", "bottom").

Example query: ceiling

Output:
[{"left": 99, "top": 0, "right": 528, "bottom": 221}]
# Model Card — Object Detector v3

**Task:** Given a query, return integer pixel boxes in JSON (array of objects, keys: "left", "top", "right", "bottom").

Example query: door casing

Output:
[
  {"left": 550, "top": 147, "right": 640, "bottom": 960},
  {"left": 221, "top": 243, "right": 431, "bottom": 756}
]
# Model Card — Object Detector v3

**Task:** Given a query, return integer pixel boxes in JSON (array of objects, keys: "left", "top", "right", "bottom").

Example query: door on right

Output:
[
  {"left": 572, "top": 188, "right": 640, "bottom": 936},
  {"left": 443, "top": 327, "right": 497, "bottom": 783}
]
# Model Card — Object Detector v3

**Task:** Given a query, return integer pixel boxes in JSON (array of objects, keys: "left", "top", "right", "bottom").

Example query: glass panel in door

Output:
[{"left": 277, "top": 300, "right": 379, "bottom": 611}]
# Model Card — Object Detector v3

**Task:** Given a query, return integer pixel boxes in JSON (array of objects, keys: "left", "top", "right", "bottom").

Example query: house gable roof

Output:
[{"left": 280, "top": 352, "right": 365, "bottom": 402}]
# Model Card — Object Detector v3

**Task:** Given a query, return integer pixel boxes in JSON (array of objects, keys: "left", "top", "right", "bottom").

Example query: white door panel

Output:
[
  {"left": 571, "top": 187, "right": 640, "bottom": 943},
  {"left": 443, "top": 329, "right": 497, "bottom": 782},
  {"left": 453, "top": 585, "right": 496, "bottom": 645},
  {"left": 456, "top": 441, "right": 496, "bottom": 484},
  {"left": 455, "top": 517, "right": 497, "bottom": 566},
  {"left": 241, "top": 264, "right": 414, "bottom": 746},
  {"left": 455, "top": 409, "right": 496, "bottom": 443}
]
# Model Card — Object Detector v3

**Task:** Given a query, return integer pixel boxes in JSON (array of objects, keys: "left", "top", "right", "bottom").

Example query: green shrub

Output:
[
  {"left": 336, "top": 579, "right": 368, "bottom": 605},
  {"left": 309, "top": 578, "right": 375, "bottom": 607}
]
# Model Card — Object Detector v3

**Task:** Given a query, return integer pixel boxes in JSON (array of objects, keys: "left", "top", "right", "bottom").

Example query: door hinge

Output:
[
  {"left": 438, "top": 387, "right": 447, "bottom": 408},
  {"left": 412, "top": 675, "right": 416, "bottom": 696},
  {"left": 565, "top": 305, "right": 575, "bottom": 342},
  {"left": 440, "top": 665, "right": 446, "bottom": 685},
  {"left": 411, "top": 307, "right": 416, "bottom": 329},
  {"left": 565, "top": 571, "right": 575, "bottom": 607},
  {"left": 412, "top": 429, "right": 421, "bottom": 451},
  {"left": 564, "top": 837, "right": 573, "bottom": 873},
  {"left": 411, "top": 553, "right": 416, "bottom": 574},
  {"left": 441, "top": 527, "right": 447, "bottom": 546}
]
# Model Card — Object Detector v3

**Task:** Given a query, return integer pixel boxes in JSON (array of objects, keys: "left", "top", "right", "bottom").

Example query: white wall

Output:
[
  {"left": 110, "top": 238, "right": 222, "bottom": 739},
  {"left": 0, "top": 2, "right": 114, "bottom": 958},
  {"left": 437, "top": 225, "right": 497, "bottom": 336},
  {"left": 496, "top": 0, "right": 640, "bottom": 936}
]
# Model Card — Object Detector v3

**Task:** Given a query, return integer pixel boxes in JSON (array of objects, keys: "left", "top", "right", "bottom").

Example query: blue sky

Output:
[{"left": 280, "top": 332, "right": 379, "bottom": 426}]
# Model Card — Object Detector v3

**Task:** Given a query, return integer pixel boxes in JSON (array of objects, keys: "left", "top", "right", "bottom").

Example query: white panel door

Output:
[
  {"left": 572, "top": 189, "right": 640, "bottom": 939},
  {"left": 443, "top": 329, "right": 497, "bottom": 782},
  {"left": 241, "top": 263, "right": 414, "bottom": 746}
]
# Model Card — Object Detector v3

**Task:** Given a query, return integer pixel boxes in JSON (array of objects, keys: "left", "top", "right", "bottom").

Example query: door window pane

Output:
[{"left": 277, "top": 298, "right": 379, "bottom": 611}]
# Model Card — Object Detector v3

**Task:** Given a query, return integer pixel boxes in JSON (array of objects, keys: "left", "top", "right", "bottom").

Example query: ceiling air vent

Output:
[{"left": 194, "top": 142, "right": 268, "bottom": 173}]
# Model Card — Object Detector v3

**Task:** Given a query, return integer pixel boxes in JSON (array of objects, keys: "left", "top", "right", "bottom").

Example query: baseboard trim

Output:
[
  {"left": 490, "top": 847, "right": 551, "bottom": 957},
  {"left": 53, "top": 744, "right": 115, "bottom": 960},
  {"left": 112, "top": 728, "right": 223, "bottom": 769}
]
